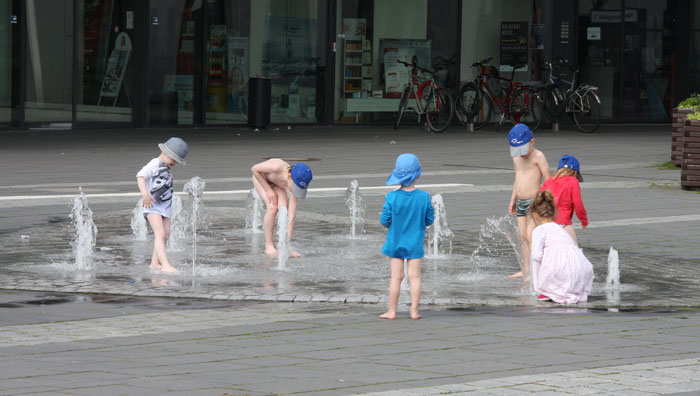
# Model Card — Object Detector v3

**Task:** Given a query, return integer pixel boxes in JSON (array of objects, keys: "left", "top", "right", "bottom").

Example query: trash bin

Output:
[{"left": 248, "top": 77, "right": 271, "bottom": 128}]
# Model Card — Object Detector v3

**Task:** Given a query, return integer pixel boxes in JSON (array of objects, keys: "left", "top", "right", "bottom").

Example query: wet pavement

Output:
[{"left": 1, "top": 124, "right": 700, "bottom": 395}]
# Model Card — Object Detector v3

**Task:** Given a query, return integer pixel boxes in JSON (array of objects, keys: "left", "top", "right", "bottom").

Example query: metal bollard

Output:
[
  {"left": 553, "top": 122, "right": 559, "bottom": 132},
  {"left": 467, "top": 123, "right": 474, "bottom": 132}
]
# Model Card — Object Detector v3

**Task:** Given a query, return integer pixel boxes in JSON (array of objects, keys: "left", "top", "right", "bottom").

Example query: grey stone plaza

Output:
[{"left": 0, "top": 124, "right": 699, "bottom": 395}]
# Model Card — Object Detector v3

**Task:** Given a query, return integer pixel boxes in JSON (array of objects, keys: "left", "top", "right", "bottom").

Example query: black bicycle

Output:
[{"left": 535, "top": 58, "right": 601, "bottom": 133}]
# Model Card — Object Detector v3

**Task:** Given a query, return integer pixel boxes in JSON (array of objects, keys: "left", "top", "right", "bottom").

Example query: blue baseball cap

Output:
[
  {"left": 508, "top": 124, "right": 534, "bottom": 157},
  {"left": 558, "top": 155, "right": 584, "bottom": 182},
  {"left": 386, "top": 153, "right": 422, "bottom": 186},
  {"left": 290, "top": 163, "right": 312, "bottom": 199}
]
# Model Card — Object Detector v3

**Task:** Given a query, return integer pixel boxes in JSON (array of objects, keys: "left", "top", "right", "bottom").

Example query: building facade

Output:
[{"left": 0, "top": 0, "right": 697, "bottom": 130}]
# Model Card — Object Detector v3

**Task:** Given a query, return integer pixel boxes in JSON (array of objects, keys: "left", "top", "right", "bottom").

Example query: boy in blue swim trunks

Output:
[
  {"left": 379, "top": 153, "right": 434, "bottom": 320},
  {"left": 507, "top": 124, "right": 550, "bottom": 282}
]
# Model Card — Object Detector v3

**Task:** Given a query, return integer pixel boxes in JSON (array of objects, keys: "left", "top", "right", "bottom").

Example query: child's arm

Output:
[
  {"left": 380, "top": 196, "right": 392, "bottom": 228},
  {"left": 571, "top": 181, "right": 588, "bottom": 228},
  {"left": 509, "top": 158, "right": 517, "bottom": 215},
  {"left": 287, "top": 195, "right": 298, "bottom": 238},
  {"left": 537, "top": 152, "right": 551, "bottom": 182},
  {"left": 509, "top": 179, "right": 517, "bottom": 215},
  {"left": 425, "top": 197, "right": 435, "bottom": 227},
  {"left": 251, "top": 161, "right": 283, "bottom": 207},
  {"left": 136, "top": 177, "right": 153, "bottom": 208},
  {"left": 530, "top": 226, "right": 545, "bottom": 264}
]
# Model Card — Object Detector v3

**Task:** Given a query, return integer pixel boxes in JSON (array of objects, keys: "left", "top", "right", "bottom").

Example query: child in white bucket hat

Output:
[
  {"left": 136, "top": 137, "right": 189, "bottom": 273},
  {"left": 379, "top": 153, "right": 434, "bottom": 320}
]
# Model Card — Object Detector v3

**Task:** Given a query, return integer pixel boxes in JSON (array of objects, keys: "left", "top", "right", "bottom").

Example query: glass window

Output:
[
  {"left": 77, "top": 0, "right": 135, "bottom": 124},
  {"left": 256, "top": 0, "right": 318, "bottom": 124},
  {"left": 25, "top": 0, "right": 74, "bottom": 127},
  {"left": 148, "top": 0, "right": 198, "bottom": 126},
  {"left": 205, "top": 0, "right": 250, "bottom": 125},
  {"left": 0, "top": 0, "right": 10, "bottom": 126}
]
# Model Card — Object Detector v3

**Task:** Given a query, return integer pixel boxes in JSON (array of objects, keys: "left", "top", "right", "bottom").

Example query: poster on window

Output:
[
  {"left": 343, "top": 18, "right": 366, "bottom": 40},
  {"left": 500, "top": 22, "right": 528, "bottom": 72},
  {"left": 227, "top": 36, "right": 249, "bottom": 113},
  {"left": 263, "top": 16, "right": 317, "bottom": 88},
  {"left": 379, "top": 39, "right": 431, "bottom": 98},
  {"left": 98, "top": 32, "right": 132, "bottom": 103}
]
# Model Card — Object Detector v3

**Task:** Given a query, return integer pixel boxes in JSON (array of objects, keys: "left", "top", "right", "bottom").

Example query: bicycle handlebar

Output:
[
  {"left": 471, "top": 57, "right": 493, "bottom": 67},
  {"left": 396, "top": 59, "right": 434, "bottom": 75}
]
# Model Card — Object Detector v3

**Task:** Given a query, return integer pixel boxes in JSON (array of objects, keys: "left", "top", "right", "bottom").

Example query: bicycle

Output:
[
  {"left": 394, "top": 59, "right": 454, "bottom": 133},
  {"left": 536, "top": 58, "right": 601, "bottom": 133},
  {"left": 457, "top": 58, "right": 542, "bottom": 131}
]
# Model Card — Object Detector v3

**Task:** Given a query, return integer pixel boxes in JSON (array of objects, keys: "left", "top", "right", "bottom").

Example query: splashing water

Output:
[
  {"left": 469, "top": 215, "right": 523, "bottom": 274},
  {"left": 276, "top": 206, "right": 289, "bottom": 269},
  {"left": 245, "top": 188, "right": 265, "bottom": 234},
  {"left": 130, "top": 199, "right": 148, "bottom": 241},
  {"left": 70, "top": 190, "right": 97, "bottom": 270},
  {"left": 426, "top": 194, "right": 453, "bottom": 258},
  {"left": 167, "top": 195, "right": 186, "bottom": 251},
  {"left": 183, "top": 177, "right": 207, "bottom": 275},
  {"left": 344, "top": 180, "right": 366, "bottom": 238},
  {"left": 606, "top": 246, "right": 620, "bottom": 289}
]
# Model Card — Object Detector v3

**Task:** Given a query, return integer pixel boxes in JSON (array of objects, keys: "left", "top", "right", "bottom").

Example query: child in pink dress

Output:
[{"left": 530, "top": 190, "right": 593, "bottom": 304}]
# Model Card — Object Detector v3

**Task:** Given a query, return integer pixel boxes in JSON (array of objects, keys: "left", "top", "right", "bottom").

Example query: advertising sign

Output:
[{"left": 500, "top": 22, "right": 528, "bottom": 71}]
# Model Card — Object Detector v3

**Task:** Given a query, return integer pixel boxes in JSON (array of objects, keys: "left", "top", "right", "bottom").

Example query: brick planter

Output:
[
  {"left": 682, "top": 119, "right": 700, "bottom": 190},
  {"left": 672, "top": 108, "right": 693, "bottom": 165}
]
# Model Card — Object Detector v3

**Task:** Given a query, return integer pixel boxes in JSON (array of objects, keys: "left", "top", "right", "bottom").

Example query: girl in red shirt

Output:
[{"left": 539, "top": 155, "right": 588, "bottom": 246}]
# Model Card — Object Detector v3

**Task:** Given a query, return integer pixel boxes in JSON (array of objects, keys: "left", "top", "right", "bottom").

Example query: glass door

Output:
[
  {"left": 76, "top": 0, "right": 136, "bottom": 125},
  {"left": 0, "top": 0, "right": 10, "bottom": 127},
  {"left": 148, "top": 0, "right": 200, "bottom": 126},
  {"left": 204, "top": 0, "right": 250, "bottom": 125},
  {"left": 25, "top": 0, "right": 74, "bottom": 128}
]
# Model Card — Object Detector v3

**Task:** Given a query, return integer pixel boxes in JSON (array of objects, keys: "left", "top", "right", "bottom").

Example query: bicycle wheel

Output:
[
  {"left": 425, "top": 87, "right": 454, "bottom": 133},
  {"left": 509, "top": 87, "right": 542, "bottom": 132},
  {"left": 394, "top": 86, "right": 410, "bottom": 130},
  {"left": 572, "top": 91, "right": 601, "bottom": 133},
  {"left": 534, "top": 86, "right": 552, "bottom": 129},
  {"left": 457, "top": 83, "right": 481, "bottom": 117},
  {"left": 473, "top": 91, "right": 493, "bottom": 130}
]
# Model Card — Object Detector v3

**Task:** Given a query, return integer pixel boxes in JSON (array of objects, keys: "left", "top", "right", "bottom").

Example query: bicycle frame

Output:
[{"left": 400, "top": 62, "right": 442, "bottom": 115}]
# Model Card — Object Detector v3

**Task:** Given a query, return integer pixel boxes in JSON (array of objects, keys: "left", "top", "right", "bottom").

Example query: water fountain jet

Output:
[
  {"left": 70, "top": 189, "right": 97, "bottom": 270},
  {"left": 276, "top": 206, "right": 290, "bottom": 269},
  {"left": 344, "top": 180, "right": 365, "bottom": 238},
  {"left": 245, "top": 188, "right": 265, "bottom": 234},
  {"left": 426, "top": 194, "right": 453, "bottom": 258},
  {"left": 130, "top": 199, "right": 148, "bottom": 241}
]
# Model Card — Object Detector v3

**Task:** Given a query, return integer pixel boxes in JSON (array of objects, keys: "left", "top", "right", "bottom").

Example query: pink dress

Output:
[{"left": 531, "top": 222, "right": 594, "bottom": 304}]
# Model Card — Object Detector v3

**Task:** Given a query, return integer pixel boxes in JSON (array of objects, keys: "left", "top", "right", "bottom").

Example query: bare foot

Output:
[
  {"left": 264, "top": 246, "right": 276, "bottom": 256},
  {"left": 379, "top": 312, "right": 396, "bottom": 320},
  {"left": 509, "top": 271, "right": 523, "bottom": 278},
  {"left": 149, "top": 263, "right": 161, "bottom": 270},
  {"left": 410, "top": 312, "right": 421, "bottom": 320},
  {"left": 290, "top": 249, "right": 301, "bottom": 258},
  {"left": 523, "top": 276, "right": 530, "bottom": 283},
  {"left": 160, "top": 264, "right": 180, "bottom": 274}
]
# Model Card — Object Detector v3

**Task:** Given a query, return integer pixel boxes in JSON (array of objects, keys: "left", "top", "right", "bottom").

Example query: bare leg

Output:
[
  {"left": 147, "top": 214, "right": 178, "bottom": 273},
  {"left": 511, "top": 215, "right": 531, "bottom": 281},
  {"left": 252, "top": 177, "right": 278, "bottom": 255},
  {"left": 524, "top": 215, "right": 535, "bottom": 282},
  {"left": 407, "top": 259, "right": 422, "bottom": 319},
  {"left": 380, "top": 258, "right": 404, "bottom": 320},
  {"left": 563, "top": 224, "right": 578, "bottom": 246}
]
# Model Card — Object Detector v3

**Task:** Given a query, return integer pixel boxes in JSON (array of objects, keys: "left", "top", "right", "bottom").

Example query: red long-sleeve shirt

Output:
[{"left": 539, "top": 176, "right": 588, "bottom": 227}]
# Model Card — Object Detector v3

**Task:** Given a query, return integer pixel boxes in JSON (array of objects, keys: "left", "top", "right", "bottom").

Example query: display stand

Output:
[{"left": 97, "top": 32, "right": 132, "bottom": 107}]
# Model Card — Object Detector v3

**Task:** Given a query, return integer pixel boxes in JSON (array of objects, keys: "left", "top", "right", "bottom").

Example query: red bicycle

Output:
[
  {"left": 457, "top": 58, "right": 542, "bottom": 131},
  {"left": 394, "top": 58, "right": 454, "bottom": 133}
]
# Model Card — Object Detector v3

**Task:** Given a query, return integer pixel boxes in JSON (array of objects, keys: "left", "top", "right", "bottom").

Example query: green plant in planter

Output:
[
  {"left": 679, "top": 94, "right": 700, "bottom": 108},
  {"left": 688, "top": 111, "right": 700, "bottom": 121}
]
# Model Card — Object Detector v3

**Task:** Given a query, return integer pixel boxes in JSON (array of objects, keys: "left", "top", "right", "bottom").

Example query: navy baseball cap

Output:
[
  {"left": 558, "top": 154, "right": 584, "bottom": 182},
  {"left": 508, "top": 124, "right": 534, "bottom": 157},
  {"left": 290, "top": 163, "right": 312, "bottom": 199}
]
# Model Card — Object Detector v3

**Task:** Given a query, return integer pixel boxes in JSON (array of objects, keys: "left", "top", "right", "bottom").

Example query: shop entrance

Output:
[{"left": 578, "top": 1, "right": 673, "bottom": 121}]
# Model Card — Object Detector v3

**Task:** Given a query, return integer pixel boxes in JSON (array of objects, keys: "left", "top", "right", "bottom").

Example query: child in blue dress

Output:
[{"left": 379, "top": 153, "right": 435, "bottom": 320}]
